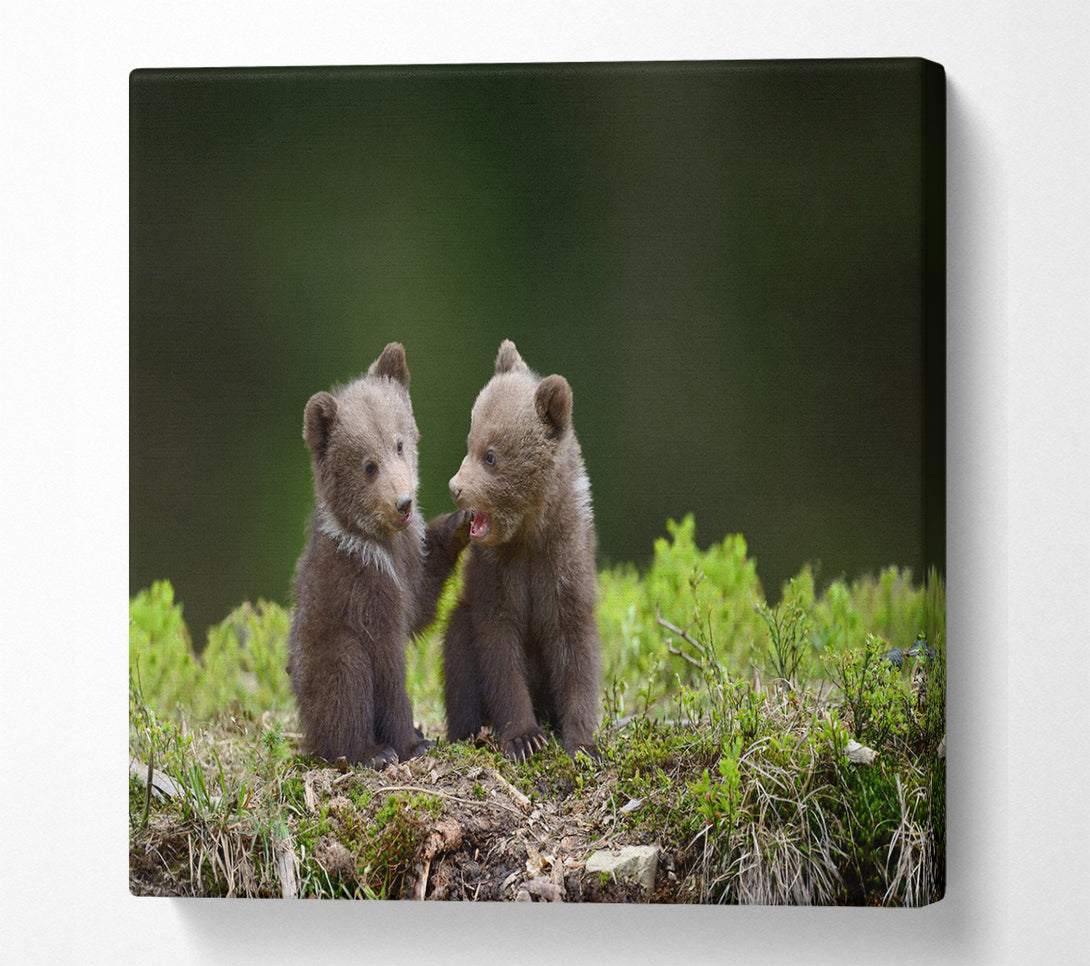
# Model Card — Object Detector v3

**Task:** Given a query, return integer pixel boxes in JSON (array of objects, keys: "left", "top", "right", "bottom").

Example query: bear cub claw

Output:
[
  {"left": 369, "top": 745, "right": 400, "bottom": 770},
  {"left": 503, "top": 728, "right": 549, "bottom": 763}
]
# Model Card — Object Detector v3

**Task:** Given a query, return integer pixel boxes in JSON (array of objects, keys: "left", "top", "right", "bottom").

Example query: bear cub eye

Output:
[
  {"left": 397, "top": 438, "right": 403, "bottom": 455},
  {"left": 364, "top": 459, "right": 377, "bottom": 478},
  {"left": 484, "top": 450, "right": 496, "bottom": 467}
]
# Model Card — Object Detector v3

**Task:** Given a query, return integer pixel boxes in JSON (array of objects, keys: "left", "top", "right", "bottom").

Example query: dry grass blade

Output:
[
  {"left": 694, "top": 737, "right": 842, "bottom": 905},
  {"left": 883, "top": 774, "right": 936, "bottom": 907}
]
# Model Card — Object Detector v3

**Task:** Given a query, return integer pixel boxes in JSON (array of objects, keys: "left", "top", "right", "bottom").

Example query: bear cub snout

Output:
[
  {"left": 287, "top": 342, "right": 470, "bottom": 769},
  {"left": 444, "top": 339, "right": 602, "bottom": 762}
]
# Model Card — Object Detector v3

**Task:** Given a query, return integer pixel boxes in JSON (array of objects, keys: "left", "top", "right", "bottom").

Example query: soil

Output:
[{"left": 303, "top": 751, "right": 687, "bottom": 902}]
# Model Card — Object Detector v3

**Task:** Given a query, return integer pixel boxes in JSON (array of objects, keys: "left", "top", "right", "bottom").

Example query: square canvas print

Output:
[{"left": 129, "top": 57, "right": 945, "bottom": 904}]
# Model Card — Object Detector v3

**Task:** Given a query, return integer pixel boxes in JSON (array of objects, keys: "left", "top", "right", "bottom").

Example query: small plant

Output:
[
  {"left": 828, "top": 633, "right": 914, "bottom": 751},
  {"left": 754, "top": 586, "right": 812, "bottom": 688},
  {"left": 689, "top": 737, "right": 743, "bottom": 837},
  {"left": 811, "top": 708, "right": 850, "bottom": 761},
  {"left": 602, "top": 674, "right": 628, "bottom": 725},
  {"left": 654, "top": 569, "right": 732, "bottom": 724},
  {"left": 731, "top": 681, "right": 764, "bottom": 740}
]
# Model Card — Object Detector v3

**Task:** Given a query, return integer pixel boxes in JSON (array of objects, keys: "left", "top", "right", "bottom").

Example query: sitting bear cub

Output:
[
  {"left": 444, "top": 339, "right": 601, "bottom": 761},
  {"left": 288, "top": 342, "right": 469, "bottom": 768}
]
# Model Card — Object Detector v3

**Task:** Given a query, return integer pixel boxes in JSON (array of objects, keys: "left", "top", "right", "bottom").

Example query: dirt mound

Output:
[
  {"left": 130, "top": 734, "right": 689, "bottom": 901},
  {"left": 292, "top": 750, "right": 681, "bottom": 902}
]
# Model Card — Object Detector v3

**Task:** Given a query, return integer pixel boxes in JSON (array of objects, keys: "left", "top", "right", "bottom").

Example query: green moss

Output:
[{"left": 354, "top": 793, "right": 443, "bottom": 898}]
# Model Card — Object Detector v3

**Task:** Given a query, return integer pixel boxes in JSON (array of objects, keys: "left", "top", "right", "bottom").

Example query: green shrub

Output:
[
  {"left": 810, "top": 566, "right": 924, "bottom": 657},
  {"left": 754, "top": 582, "right": 813, "bottom": 688},
  {"left": 129, "top": 580, "right": 202, "bottom": 716},
  {"left": 598, "top": 514, "right": 765, "bottom": 716},
  {"left": 827, "top": 632, "right": 914, "bottom": 750},
  {"left": 129, "top": 580, "right": 292, "bottom": 723},
  {"left": 200, "top": 600, "right": 293, "bottom": 718}
]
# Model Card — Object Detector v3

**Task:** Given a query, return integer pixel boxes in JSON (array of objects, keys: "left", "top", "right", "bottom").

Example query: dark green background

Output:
[{"left": 130, "top": 59, "right": 944, "bottom": 640}]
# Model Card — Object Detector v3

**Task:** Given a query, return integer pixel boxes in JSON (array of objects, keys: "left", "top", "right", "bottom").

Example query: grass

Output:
[{"left": 129, "top": 513, "right": 945, "bottom": 904}]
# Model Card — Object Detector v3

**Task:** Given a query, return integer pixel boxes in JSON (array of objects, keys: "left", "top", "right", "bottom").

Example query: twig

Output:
[
  {"left": 484, "top": 766, "right": 532, "bottom": 812},
  {"left": 655, "top": 608, "right": 703, "bottom": 650},
  {"left": 657, "top": 607, "right": 713, "bottom": 671},
  {"left": 411, "top": 818, "right": 464, "bottom": 900},
  {"left": 372, "top": 784, "right": 526, "bottom": 817},
  {"left": 142, "top": 754, "right": 154, "bottom": 826},
  {"left": 666, "top": 643, "right": 704, "bottom": 669}
]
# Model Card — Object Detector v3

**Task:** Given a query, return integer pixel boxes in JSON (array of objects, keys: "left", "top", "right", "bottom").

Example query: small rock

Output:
[
  {"left": 315, "top": 838, "right": 355, "bottom": 879},
  {"left": 846, "top": 739, "right": 878, "bottom": 766},
  {"left": 907, "top": 638, "right": 936, "bottom": 662},
  {"left": 524, "top": 877, "right": 563, "bottom": 902},
  {"left": 585, "top": 844, "right": 659, "bottom": 894}
]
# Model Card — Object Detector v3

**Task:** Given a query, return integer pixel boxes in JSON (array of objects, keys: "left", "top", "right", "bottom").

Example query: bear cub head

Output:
[
  {"left": 303, "top": 342, "right": 421, "bottom": 543},
  {"left": 449, "top": 339, "right": 580, "bottom": 546}
]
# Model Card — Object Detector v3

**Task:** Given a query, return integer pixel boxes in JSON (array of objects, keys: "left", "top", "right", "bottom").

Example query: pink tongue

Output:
[{"left": 470, "top": 512, "right": 488, "bottom": 537}]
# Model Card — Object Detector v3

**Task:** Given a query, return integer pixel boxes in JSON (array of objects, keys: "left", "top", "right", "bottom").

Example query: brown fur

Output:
[
  {"left": 444, "top": 340, "right": 601, "bottom": 761},
  {"left": 287, "top": 343, "right": 469, "bottom": 768}
]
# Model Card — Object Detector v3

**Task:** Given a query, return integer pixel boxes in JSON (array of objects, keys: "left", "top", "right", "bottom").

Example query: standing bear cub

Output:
[
  {"left": 444, "top": 340, "right": 601, "bottom": 761},
  {"left": 288, "top": 342, "right": 470, "bottom": 769}
]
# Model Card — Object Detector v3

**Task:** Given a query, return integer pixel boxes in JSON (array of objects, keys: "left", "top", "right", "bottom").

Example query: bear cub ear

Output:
[
  {"left": 367, "top": 342, "right": 411, "bottom": 388},
  {"left": 303, "top": 391, "right": 338, "bottom": 459},
  {"left": 494, "top": 339, "right": 530, "bottom": 376},
  {"left": 535, "top": 374, "right": 573, "bottom": 439}
]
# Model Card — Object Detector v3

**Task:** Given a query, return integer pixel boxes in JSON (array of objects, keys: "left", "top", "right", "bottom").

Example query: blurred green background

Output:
[{"left": 130, "top": 59, "right": 944, "bottom": 641}]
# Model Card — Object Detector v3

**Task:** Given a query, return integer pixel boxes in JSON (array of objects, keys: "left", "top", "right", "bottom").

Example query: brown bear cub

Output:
[
  {"left": 288, "top": 343, "right": 470, "bottom": 769},
  {"left": 444, "top": 340, "right": 601, "bottom": 762}
]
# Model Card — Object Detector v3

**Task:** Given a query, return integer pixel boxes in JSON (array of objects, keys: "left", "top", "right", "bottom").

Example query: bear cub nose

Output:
[{"left": 395, "top": 493, "right": 413, "bottom": 514}]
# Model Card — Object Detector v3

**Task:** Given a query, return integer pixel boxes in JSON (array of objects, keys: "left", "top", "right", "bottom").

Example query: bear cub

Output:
[
  {"left": 288, "top": 342, "right": 469, "bottom": 769},
  {"left": 444, "top": 339, "right": 601, "bottom": 761}
]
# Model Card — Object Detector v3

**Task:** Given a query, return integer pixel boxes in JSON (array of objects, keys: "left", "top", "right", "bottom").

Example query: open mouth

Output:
[
  {"left": 393, "top": 508, "right": 413, "bottom": 530},
  {"left": 469, "top": 511, "right": 491, "bottom": 541}
]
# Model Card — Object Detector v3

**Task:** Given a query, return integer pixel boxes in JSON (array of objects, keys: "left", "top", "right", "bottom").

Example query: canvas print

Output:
[{"left": 129, "top": 58, "right": 945, "bottom": 904}]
